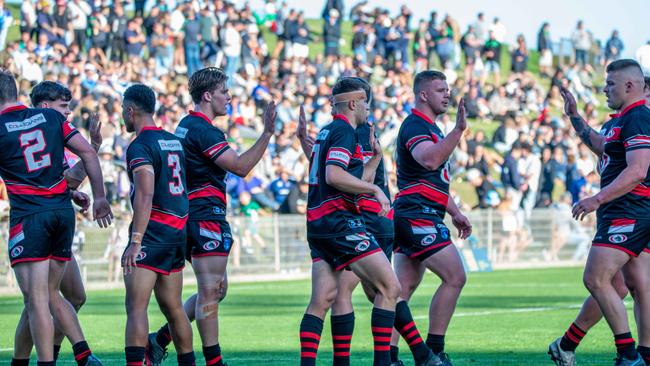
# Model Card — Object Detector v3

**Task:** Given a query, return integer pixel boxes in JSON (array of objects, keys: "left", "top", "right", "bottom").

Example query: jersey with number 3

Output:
[
  {"left": 0, "top": 105, "right": 76, "bottom": 218},
  {"left": 307, "top": 115, "right": 365, "bottom": 238},
  {"left": 394, "top": 109, "right": 450, "bottom": 219},
  {"left": 597, "top": 101, "right": 650, "bottom": 219},
  {"left": 127, "top": 127, "right": 189, "bottom": 245}
]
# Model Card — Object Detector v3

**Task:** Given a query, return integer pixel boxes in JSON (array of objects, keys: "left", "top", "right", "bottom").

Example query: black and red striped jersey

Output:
[
  {"left": 0, "top": 105, "right": 76, "bottom": 218},
  {"left": 127, "top": 127, "right": 188, "bottom": 245},
  {"left": 175, "top": 111, "right": 230, "bottom": 220},
  {"left": 307, "top": 114, "right": 365, "bottom": 238},
  {"left": 597, "top": 101, "right": 650, "bottom": 219},
  {"left": 355, "top": 123, "right": 393, "bottom": 238},
  {"left": 394, "top": 109, "right": 450, "bottom": 219}
]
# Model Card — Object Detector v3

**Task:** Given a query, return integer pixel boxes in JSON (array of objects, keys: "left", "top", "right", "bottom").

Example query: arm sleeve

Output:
[
  {"left": 325, "top": 127, "right": 355, "bottom": 170},
  {"left": 403, "top": 121, "right": 437, "bottom": 153},
  {"left": 622, "top": 114, "right": 650, "bottom": 152},
  {"left": 199, "top": 127, "right": 231, "bottom": 161},
  {"left": 126, "top": 141, "right": 153, "bottom": 172}
]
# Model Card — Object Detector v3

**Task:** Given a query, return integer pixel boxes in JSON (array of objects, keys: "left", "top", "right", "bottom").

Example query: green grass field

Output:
[{"left": 0, "top": 267, "right": 637, "bottom": 365}]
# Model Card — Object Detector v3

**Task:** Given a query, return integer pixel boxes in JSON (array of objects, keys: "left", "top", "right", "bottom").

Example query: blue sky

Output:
[{"left": 271, "top": 0, "right": 649, "bottom": 58}]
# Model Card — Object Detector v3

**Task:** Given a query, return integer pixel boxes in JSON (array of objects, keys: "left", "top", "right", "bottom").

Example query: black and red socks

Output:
[
  {"left": 426, "top": 334, "right": 445, "bottom": 355},
  {"left": 73, "top": 341, "right": 92, "bottom": 366},
  {"left": 394, "top": 301, "right": 430, "bottom": 362},
  {"left": 560, "top": 322, "right": 586, "bottom": 352},
  {"left": 371, "top": 307, "right": 395, "bottom": 366},
  {"left": 615, "top": 332, "right": 637, "bottom": 360},
  {"left": 390, "top": 346, "right": 400, "bottom": 363},
  {"left": 53, "top": 344, "right": 62, "bottom": 362},
  {"left": 300, "top": 313, "right": 324, "bottom": 366},
  {"left": 156, "top": 324, "right": 173, "bottom": 349},
  {"left": 203, "top": 344, "right": 224, "bottom": 366},
  {"left": 125, "top": 346, "right": 145, "bottom": 366},
  {"left": 331, "top": 312, "right": 355, "bottom": 366},
  {"left": 177, "top": 352, "right": 196, "bottom": 366}
]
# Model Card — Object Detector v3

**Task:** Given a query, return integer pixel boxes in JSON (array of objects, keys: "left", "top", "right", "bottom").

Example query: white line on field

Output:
[{"left": 414, "top": 304, "right": 583, "bottom": 319}]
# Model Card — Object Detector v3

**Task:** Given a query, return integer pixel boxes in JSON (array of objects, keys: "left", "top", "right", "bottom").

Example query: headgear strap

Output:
[{"left": 332, "top": 90, "right": 367, "bottom": 104}]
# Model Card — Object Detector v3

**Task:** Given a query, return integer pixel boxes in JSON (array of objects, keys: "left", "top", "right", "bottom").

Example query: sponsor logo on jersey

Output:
[
  {"left": 6, "top": 113, "right": 46, "bottom": 132},
  {"left": 346, "top": 233, "right": 370, "bottom": 241},
  {"left": 10, "top": 245, "right": 23, "bottom": 258},
  {"left": 421, "top": 234, "right": 436, "bottom": 246},
  {"left": 355, "top": 240, "right": 370, "bottom": 252},
  {"left": 175, "top": 126, "right": 188, "bottom": 138},
  {"left": 8, "top": 224, "right": 25, "bottom": 249},
  {"left": 409, "top": 219, "right": 436, "bottom": 235},
  {"left": 439, "top": 227, "right": 449, "bottom": 240},
  {"left": 609, "top": 234, "right": 628, "bottom": 244},
  {"left": 158, "top": 139, "right": 183, "bottom": 151},
  {"left": 223, "top": 238, "right": 232, "bottom": 251},
  {"left": 327, "top": 149, "right": 351, "bottom": 165},
  {"left": 203, "top": 241, "right": 220, "bottom": 251},
  {"left": 135, "top": 247, "right": 147, "bottom": 261}
]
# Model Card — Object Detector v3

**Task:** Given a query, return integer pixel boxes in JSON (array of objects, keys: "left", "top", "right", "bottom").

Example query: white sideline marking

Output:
[{"left": 414, "top": 304, "right": 583, "bottom": 319}]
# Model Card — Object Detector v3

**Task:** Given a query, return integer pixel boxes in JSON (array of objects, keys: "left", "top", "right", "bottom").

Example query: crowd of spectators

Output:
[{"left": 0, "top": 0, "right": 643, "bottom": 233}]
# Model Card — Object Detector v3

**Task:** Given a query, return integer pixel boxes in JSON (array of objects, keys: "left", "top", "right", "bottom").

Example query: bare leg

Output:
[{"left": 154, "top": 271, "right": 193, "bottom": 353}]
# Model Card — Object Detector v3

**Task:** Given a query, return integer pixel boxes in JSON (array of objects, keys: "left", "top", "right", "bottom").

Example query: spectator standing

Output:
[
  {"left": 0, "top": 0, "right": 12, "bottom": 51},
  {"left": 489, "top": 17, "right": 507, "bottom": 43},
  {"left": 199, "top": 6, "right": 219, "bottom": 65},
  {"left": 637, "top": 41, "right": 650, "bottom": 74},
  {"left": 473, "top": 12, "right": 488, "bottom": 43},
  {"left": 108, "top": 3, "right": 128, "bottom": 61},
  {"left": 124, "top": 18, "right": 146, "bottom": 60},
  {"left": 183, "top": 10, "right": 202, "bottom": 76},
  {"left": 223, "top": 20, "right": 242, "bottom": 79},
  {"left": 268, "top": 169, "right": 295, "bottom": 209},
  {"left": 67, "top": 0, "right": 91, "bottom": 51},
  {"left": 604, "top": 30, "right": 624, "bottom": 64},
  {"left": 323, "top": 8, "right": 341, "bottom": 59},
  {"left": 511, "top": 34, "right": 528, "bottom": 74},
  {"left": 291, "top": 12, "right": 311, "bottom": 59},
  {"left": 482, "top": 31, "right": 501, "bottom": 85},
  {"left": 571, "top": 20, "right": 591, "bottom": 66},
  {"left": 20, "top": 0, "right": 37, "bottom": 40},
  {"left": 537, "top": 22, "right": 553, "bottom": 77}
]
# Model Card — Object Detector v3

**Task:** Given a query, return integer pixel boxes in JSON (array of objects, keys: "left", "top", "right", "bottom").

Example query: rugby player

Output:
[{"left": 120, "top": 84, "right": 195, "bottom": 366}]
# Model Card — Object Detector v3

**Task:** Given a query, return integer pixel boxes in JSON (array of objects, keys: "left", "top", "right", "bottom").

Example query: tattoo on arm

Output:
[{"left": 570, "top": 116, "right": 595, "bottom": 149}]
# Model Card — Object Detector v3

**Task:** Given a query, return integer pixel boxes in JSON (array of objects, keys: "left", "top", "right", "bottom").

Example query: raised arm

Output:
[{"left": 560, "top": 87, "right": 605, "bottom": 156}]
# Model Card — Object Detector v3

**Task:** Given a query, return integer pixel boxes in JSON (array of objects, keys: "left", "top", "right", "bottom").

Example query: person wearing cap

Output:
[{"left": 323, "top": 8, "right": 341, "bottom": 59}]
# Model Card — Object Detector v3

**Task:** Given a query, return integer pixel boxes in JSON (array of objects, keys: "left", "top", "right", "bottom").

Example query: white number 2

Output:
[
  {"left": 167, "top": 153, "right": 184, "bottom": 195},
  {"left": 20, "top": 130, "right": 51, "bottom": 172}
]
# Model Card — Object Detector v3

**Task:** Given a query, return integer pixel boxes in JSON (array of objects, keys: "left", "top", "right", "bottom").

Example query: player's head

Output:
[
  {"left": 0, "top": 70, "right": 18, "bottom": 106},
  {"left": 331, "top": 76, "right": 371, "bottom": 125},
  {"left": 122, "top": 84, "right": 156, "bottom": 133},
  {"left": 30, "top": 81, "right": 73, "bottom": 119},
  {"left": 644, "top": 76, "right": 650, "bottom": 107},
  {"left": 604, "top": 59, "right": 645, "bottom": 110},
  {"left": 414, "top": 70, "right": 449, "bottom": 115},
  {"left": 189, "top": 67, "right": 230, "bottom": 117}
]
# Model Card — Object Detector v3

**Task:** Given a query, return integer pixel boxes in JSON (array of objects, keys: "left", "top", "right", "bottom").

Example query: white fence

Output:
[{"left": 0, "top": 209, "right": 595, "bottom": 293}]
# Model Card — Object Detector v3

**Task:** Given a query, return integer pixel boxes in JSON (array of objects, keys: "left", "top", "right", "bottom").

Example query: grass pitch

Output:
[{"left": 0, "top": 267, "right": 634, "bottom": 365}]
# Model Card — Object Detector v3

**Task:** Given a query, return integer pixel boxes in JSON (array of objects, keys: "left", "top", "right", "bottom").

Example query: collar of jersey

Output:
[
  {"left": 141, "top": 126, "right": 161, "bottom": 132},
  {"left": 0, "top": 104, "right": 27, "bottom": 115},
  {"left": 332, "top": 113, "right": 352, "bottom": 126},
  {"left": 411, "top": 108, "right": 435, "bottom": 125},
  {"left": 189, "top": 110, "right": 213, "bottom": 124},
  {"left": 609, "top": 99, "right": 646, "bottom": 118}
]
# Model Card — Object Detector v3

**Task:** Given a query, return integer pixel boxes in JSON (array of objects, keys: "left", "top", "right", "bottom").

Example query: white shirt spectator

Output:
[
  {"left": 637, "top": 43, "right": 650, "bottom": 74},
  {"left": 21, "top": 1, "right": 37, "bottom": 29},
  {"left": 170, "top": 8, "right": 186, "bottom": 33},
  {"left": 489, "top": 21, "right": 507, "bottom": 43},
  {"left": 572, "top": 29, "right": 591, "bottom": 51},
  {"left": 67, "top": 1, "right": 92, "bottom": 30},
  {"left": 223, "top": 26, "right": 242, "bottom": 57}
]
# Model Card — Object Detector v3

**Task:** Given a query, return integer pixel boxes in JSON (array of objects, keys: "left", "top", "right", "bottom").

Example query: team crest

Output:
[
  {"left": 10, "top": 246, "right": 23, "bottom": 258},
  {"left": 609, "top": 235, "right": 628, "bottom": 244},
  {"left": 355, "top": 240, "right": 370, "bottom": 252},
  {"left": 135, "top": 248, "right": 147, "bottom": 261},
  {"left": 203, "top": 241, "right": 221, "bottom": 251},
  {"left": 421, "top": 234, "right": 436, "bottom": 246}
]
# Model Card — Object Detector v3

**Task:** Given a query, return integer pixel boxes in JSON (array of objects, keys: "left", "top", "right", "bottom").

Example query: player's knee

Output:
[
  {"left": 198, "top": 284, "right": 222, "bottom": 302},
  {"left": 446, "top": 271, "right": 467, "bottom": 289},
  {"left": 218, "top": 285, "right": 228, "bottom": 303},
  {"left": 67, "top": 293, "right": 87, "bottom": 311},
  {"left": 379, "top": 278, "right": 401, "bottom": 303},
  {"left": 583, "top": 272, "right": 606, "bottom": 293}
]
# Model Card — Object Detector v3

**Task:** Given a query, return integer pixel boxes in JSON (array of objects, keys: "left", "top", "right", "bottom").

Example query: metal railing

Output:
[{"left": 0, "top": 209, "right": 594, "bottom": 293}]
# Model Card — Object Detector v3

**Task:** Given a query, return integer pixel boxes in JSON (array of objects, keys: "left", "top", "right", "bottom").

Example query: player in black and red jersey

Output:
[
  {"left": 147, "top": 67, "right": 276, "bottom": 366},
  {"left": 297, "top": 93, "right": 436, "bottom": 366},
  {"left": 0, "top": 71, "right": 112, "bottom": 366},
  {"left": 12, "top": 81, "right": 105, "bottom": 365},
  {"left": 548, "top": 61, "right": 650, "bottom": 366},
  {"left": 298, "top": 77, "right": 439, "bottom": 366},
  {"left": 392, "top": 71, "right": 472, "bottom": 366},
  {"left": 119, "top": 84, "right": 195, "bottom": 366}
]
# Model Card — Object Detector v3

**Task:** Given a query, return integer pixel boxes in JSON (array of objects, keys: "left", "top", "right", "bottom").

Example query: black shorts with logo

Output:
[
  {"left": 8, "top": 209, "right": 75, "bottom": 267},
  {"left": 592, "top": 216, "right": 650, "bottom": 257},
  {"left": 309, "top": 232, "right": 383, "bottom": 271},
  {"left": 132, "top": 243, "right": 186, "bottom": 275},
  {"left": 186, "top": 219, "right": 233, "bottom": 260},
  {"left": 394, "top": 216, "right": 453, "bottom": 261}
]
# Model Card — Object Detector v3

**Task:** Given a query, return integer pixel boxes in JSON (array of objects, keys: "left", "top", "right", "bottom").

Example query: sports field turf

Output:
[{"left": 0, "top": 266, "right": 636, "bottom": 365}]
